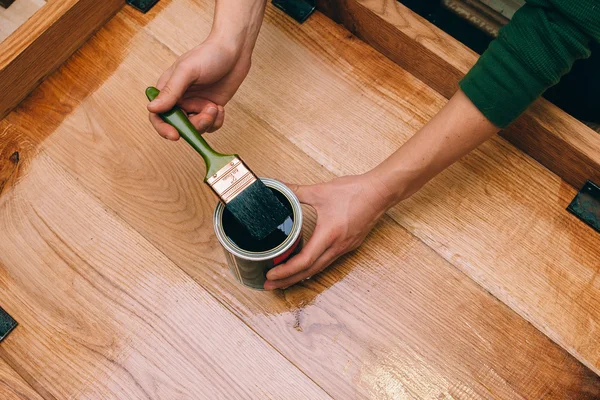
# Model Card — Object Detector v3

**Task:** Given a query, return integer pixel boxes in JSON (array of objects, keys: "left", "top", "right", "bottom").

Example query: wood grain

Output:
[
  {"left": 0, "top": 153, "right": 331, "bottom": 399},
  {"left": 229, "top": 3, "right": 600, "bottom": 377},
  {"left": 0, "top": 0, "right": 124, "bottom": 119},
  {"left": 3, "top": 0, "right": 598, "bottom": 397},
  {"left": 314, "top": 0, "right": 600, "bottom": 189},
  {"left": 0, "top": 0, "right": 44, "bottom": 42},
  {"left": 0, "top": 358, "right": 42, "bottom": 400},
  {"left": 0, "top": 9, "right": 141, "bottom": 200}
]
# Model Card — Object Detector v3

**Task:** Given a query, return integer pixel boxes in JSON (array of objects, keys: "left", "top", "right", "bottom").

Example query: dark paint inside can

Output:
[
  {"left": 214, "top": 178, "right": 303, "bottom": 290},
  {"left": 222, "top": 188, "right": 294, "bottom": 252}
]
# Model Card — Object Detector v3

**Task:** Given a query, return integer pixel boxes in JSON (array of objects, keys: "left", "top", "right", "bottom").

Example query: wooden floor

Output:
[
  {"left": 1, "top": 0, "right": 600, "bottom": 398},
  {"left": 0, "top": 0, "right": 45, "bottom": 42}
]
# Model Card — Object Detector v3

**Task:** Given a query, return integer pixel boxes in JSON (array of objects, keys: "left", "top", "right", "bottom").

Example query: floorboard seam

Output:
[
  {"left": 0, "top": 346, "right": 56, "bottom": 400},
  {"left": 35, "top": 149, "right": 336, "bottom": 400}
]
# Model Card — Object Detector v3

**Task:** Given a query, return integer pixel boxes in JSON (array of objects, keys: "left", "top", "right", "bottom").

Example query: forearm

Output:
[
  {"left": 209, "top": 0, "right": 267, "bottom": 57},
  {"left": 368, "top": 90, "right": 500, "bottom": 206}
]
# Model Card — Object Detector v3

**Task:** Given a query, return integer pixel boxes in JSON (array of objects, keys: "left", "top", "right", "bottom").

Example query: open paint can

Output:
[{"left": 213, "top": 178, "right": 304, "bottom": 290}]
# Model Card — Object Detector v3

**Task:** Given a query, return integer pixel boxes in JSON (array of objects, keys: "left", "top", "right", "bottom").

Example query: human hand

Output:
[
  {"left": 147, "top": 38, "right": 252, "bottom": 140},
  {"left": 264, "top": 174, "right": 397, "bottom": 290}
]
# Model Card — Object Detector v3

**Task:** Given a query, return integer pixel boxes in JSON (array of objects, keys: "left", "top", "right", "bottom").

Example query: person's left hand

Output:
[{"left": 264, "top": 174, "right": 395, "bottom": 290}]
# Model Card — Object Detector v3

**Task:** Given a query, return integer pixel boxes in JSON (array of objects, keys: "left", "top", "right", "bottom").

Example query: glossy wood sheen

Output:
[
  {"left": 1, "top": 1, "right": 600, "bottom": 398},
  {"left": 315, "top": 0, "right": 600, "bottom": 189},
  {"left": 0, "top": 154, "right": 331, "bottom": 399}
]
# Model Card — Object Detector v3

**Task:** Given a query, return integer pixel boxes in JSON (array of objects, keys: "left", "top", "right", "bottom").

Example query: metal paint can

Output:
[{"left": 213, "top": 178, "right": 304, "bottom": 290}]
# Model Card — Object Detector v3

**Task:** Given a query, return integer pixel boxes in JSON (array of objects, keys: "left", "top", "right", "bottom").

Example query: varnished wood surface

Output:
[
  {"left": 0, "top": 0, "right": 124, "bottom": 119},
  {"left": 0, "top": 0, "right": 44, "bottom": 43},
  {"left": 1, "top": 0, "right": 600, "bottom": 398},
  {"left": 0, "top": 358, "right": 42, "bottom": 400},
  {"left": 0, "top": 154, "right": 331, "bottom": 399},
  {"left": 315, "top": 0, "right": 600, "bottom": 189}
]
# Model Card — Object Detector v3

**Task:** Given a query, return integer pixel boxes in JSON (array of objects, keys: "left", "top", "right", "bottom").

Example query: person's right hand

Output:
[{"left": 147, "top": 38, "right": 252, "bottom": 140}]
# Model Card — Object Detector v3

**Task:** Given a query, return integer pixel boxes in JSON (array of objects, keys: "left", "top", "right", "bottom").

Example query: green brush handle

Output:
[{"left": 145, "top": 86, "right": 235, "bottom": 179}]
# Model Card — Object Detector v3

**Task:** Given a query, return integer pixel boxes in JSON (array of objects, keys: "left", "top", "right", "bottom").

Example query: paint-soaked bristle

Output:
[{"left": 226, "top": 179, "right": 292, "bottom": 241}]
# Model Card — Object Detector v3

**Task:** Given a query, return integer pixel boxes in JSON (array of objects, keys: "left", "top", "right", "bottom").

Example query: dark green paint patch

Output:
[
  {"left": 127, "top": 0, "right": 159, "bottom": 13},
  {"left": 567, "top": 180, "right": 600, "bottom": 234},
  {"left": 272, "top": 0, "right": 315, "bottom": 23},
  {"left": 0, "top": 306, "right": 17, "bottom": 342}
]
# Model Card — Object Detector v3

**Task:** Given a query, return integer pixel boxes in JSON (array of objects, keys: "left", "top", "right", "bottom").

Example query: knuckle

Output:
[
  {"left": 299, "top": 254, "right": 316, "bottom": 269},
  {"left": 299, "top": 256, "right": 313, "bottom": 269},
  {"left": 161, "top": 85, "right": 175, "bottom": 96},
  {"left": 178, "top": 59, "right": 198, "bottom": 75},
  {"left": 329, "top": 225, "right": 345, "bottom": 239}
]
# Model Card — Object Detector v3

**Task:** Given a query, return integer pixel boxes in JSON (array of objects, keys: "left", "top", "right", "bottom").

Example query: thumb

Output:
[
  {"left": 147, "top": 66, "right": 194, "bottom": 113},
  {"left": 285, "top": 183, "right": 316, "bottom": 205}
]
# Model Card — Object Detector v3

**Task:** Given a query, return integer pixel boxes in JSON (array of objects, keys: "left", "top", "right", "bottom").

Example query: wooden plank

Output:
[
  {"left": 0, "top": 358, "right": 43, "bottom": 400},
  {"left": 479, "top": 0, "right": 523, "bottom": 19},
  {"left": 200, "top": 3, "right": 600, "bottom": 377},
  {"left": 0, "top": 153, "right": 331, "bottom": 399},
  {"left": 0, "top": 5, "right": 144, "bottom": 200},
  {"left": 314, "top": 0, "right": 600, "bottom": 189},
  {"left": 0, "top": 0, "right": 45, "bottom": 43},
  {"left": 442, "top": 0, "right": 507, "bottom": 37},
  {"left": 0, "top": 0, "right": 124, "bottom": 119},
  {"left": 7, "top": 1, "right": 599, "bottom": 397}
]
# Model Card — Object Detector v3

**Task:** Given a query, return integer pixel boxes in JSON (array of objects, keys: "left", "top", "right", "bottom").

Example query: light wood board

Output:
[
  {"left": 0, "top": 358, "right": 43, "bottom": 400},
  {"left": 0, "top": 0, "right": 45, "bottom": 43},
  {"left": 0, "top": 0, "right": 599, "bottom": 398},
  {"left": 315, "top": 0, "right": 600, "bottom": 189},
  {"left": 0, "top": 0, "right": 124, "bottom": 119},
  {"left": 0, "top": 153, "right": 331, "bottom": 399}
]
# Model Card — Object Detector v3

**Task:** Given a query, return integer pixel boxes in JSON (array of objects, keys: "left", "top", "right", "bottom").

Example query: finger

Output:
[
  {"left": 178, "top": 97, "right": 217, "bottom": 114},
  {"left": 264, "top": 247, "right": 338, "bottom": 290},
  {"left": 266, "top": 224, "right": 334, "bottom": 281},
  {"left": 208, "top": 106, "right": 225, "bottom": 132},
  {"left": 156, "top": 66, "right": 173, "bottom": 90},
  {"left": 147, "top": 64, "right": 194, "bottom": 113},
  {"left": 188, "top": 106, "right": 219, "bottom": 133},
  {"left": 149, "top": 112, "right": 180, "bottom": 141}
]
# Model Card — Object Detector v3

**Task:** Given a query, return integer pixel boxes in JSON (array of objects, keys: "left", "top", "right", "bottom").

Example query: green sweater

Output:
[{"left": 459, "top": 0, "right": 600, "bottom": 128}]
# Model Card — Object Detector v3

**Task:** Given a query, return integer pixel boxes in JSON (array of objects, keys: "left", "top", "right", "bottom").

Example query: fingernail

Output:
[
  {"left": 206, "top": 106, "right": 218, "bottom": 116},
  {"left": 197, "top": 120, "right": 212, "bottom": 132},
  {"left": 266, "top": 270, "right": 278, "bottom": 280}
]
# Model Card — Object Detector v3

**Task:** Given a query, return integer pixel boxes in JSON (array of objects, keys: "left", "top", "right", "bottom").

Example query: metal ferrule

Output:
[{"left": 207, "top": 158, "right": 257, "bottom": 204}]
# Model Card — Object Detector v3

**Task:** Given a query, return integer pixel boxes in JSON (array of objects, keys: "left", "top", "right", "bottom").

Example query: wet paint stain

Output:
[{"left": 293, "top": 309, "right": 303, "bottom": 332}]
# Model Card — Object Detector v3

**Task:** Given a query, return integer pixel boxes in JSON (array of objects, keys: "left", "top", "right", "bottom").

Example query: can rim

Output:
[{"left": 213, "top": 178, "right": 303, "bottom": 261}]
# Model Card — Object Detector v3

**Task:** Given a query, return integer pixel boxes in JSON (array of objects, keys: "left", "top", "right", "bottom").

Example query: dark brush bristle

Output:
[{"left": 226, "top": 180, "right": 292, "bottom": 240}]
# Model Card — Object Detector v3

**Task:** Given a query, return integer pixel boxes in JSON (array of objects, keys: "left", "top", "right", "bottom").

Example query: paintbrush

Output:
[{"left": 146, "top": 86, "right": 291, "bottom": 241}]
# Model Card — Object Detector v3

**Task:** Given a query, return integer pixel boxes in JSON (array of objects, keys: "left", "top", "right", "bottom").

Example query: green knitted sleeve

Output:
[{"left": 459, "top": 0, "right": 600, "bottom": 128}]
